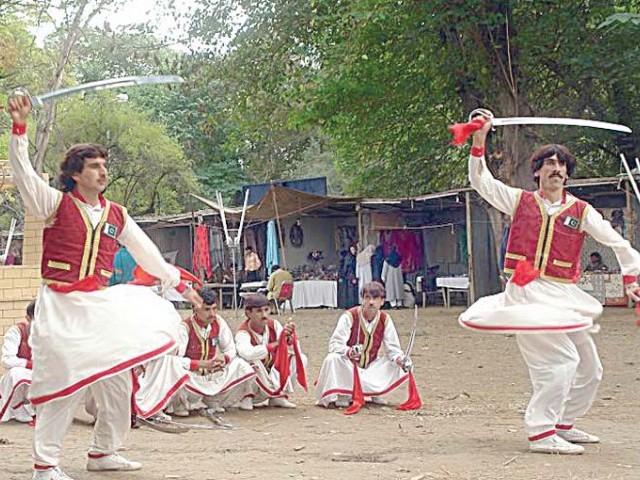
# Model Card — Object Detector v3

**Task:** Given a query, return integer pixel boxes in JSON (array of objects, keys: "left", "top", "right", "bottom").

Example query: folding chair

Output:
[{"left": 274, "top": 281, "right": 294, "bottom": 315}]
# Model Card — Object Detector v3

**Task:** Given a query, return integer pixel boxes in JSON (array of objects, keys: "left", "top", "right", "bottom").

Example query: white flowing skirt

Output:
[
  {"left": 0, "top": 367, "right": 34, "bottom": 422},
  {"left": 315, "top": 353, "right": 409, "bottom": 406},
  {"left": 30, "top": 284, "right": 185, "bottom": 405},
  {"left": 459, "top": 278, "right": 603, "bottom": 334}
]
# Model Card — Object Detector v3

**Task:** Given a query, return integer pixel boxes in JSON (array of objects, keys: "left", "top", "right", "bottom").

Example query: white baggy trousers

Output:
[{"left": 516, "top": 330, "right": 603, "bottom": 440}]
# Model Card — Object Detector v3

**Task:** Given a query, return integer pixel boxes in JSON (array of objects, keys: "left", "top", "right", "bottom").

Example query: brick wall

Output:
[{"left": 0, "top": 210, "right": 43, "bottom": 337}]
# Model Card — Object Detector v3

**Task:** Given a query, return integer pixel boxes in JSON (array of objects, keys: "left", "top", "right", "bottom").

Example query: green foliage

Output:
[{"left": 45, "top": 95, "right": 198, "bottom": 215}]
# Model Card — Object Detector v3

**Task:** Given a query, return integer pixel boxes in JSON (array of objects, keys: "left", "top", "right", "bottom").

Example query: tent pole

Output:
[
  {"left": 356, "top": 203, "right": 363, "bottom": 245},
  {"left": 271, "top": 186, "right": 287, "bottom": 270},
  {"left": 465, "top": 191, "right": 475, "bottom": 303}
]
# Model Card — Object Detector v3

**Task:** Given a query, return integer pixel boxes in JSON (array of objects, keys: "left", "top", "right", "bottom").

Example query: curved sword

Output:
[
  {"left": 400, "top": 306, "right": 418, "bottom": 372},
  {"left": 468, "top": 108, "right": 632, "bottom": 133},
  {"left": 493, "top": 117, "right": 631, "bottom": 133},
  {"left": 14, "top": 75, "right": 185, "bottom": 108}
]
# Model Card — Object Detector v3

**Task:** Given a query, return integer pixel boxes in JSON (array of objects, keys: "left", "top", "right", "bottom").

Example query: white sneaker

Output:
[
  {"left": 238, "top": 397, "right": 254, "bottom": 411},
  {"left": 529, "top": 435, "right": 585, "bottom": 455},
  {"left": 369, "top": 396, "right": 388, "bottom": 406},
  {"left": 557, "top": 427, "right": 600, "bottom": 444},
  {"left": 335, "top": 395, "right": 351, "bottom": 408},
  {"left": 86, "top": 453, "right": 142, "bottom": 471},
  {"left": 33, "top": 467, "right": 75, "bottom": 480},
  {"left": 268, "top": 397, "right": 297, "bottom": 408}
]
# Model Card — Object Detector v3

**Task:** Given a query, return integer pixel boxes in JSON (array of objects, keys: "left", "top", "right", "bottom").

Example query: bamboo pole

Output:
[
  {"left": 271, "top": 185, "right": 287, "bottom": 269},
  {"left": 465, "top": 191, "right": 475, "bottom": 303}
]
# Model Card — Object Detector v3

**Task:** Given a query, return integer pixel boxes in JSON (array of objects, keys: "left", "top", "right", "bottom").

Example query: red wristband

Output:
[
  {"left": 623, "top": 275, "right": 638, "bottom": 285},
  {"left": 26, "top": 360, "right": 33, "bottom": 369},
  {"left": 470, "top": 146, "right": 485, "bottom": 157},
  {"left": 12, "top": 123, "right": 26, "bottom": 135},
  {"left": 175, "top": 281, "right": 188, "bottom": 294},
  {"left": 266, "top": 343, "right": 276, "bottom": 354},
  {"left": 189, "top": 359, "right": 199, "bottom": 371}
]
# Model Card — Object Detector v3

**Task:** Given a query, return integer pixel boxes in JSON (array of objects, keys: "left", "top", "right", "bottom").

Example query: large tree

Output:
[{"left": 185, "top": 1, "right": 640, "bottom": 196}]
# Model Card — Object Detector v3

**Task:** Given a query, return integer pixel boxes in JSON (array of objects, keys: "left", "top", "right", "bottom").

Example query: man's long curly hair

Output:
[
  {"left": 58, "top": 144, "right": 108, "bottom": 192},
  {"left": 530, "top": 144, "right": 576, "bottom": 185}
]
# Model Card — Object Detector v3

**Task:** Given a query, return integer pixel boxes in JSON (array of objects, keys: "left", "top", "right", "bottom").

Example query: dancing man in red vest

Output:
[
  {"left": 0, "top": 300, "right": 36, "bottom": 423},
  {"left": 235, "top": 293, "right": 307, "bottom": 410},
  {"left": 315, "top": 282, "right": 412, "bottom": 409},
  {"left": 169, "top": 288, "right": 255, "bottom": 415},
  {"left": 459, "top": 116, "right": 640, "bottom": 454},
  {"left": 8, "top": 95, "right": 202, "bottom": 480}
]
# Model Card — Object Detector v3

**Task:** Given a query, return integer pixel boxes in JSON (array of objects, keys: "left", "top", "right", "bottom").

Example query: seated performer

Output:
[
  {"left": 266, "top": 264, "right": 293, "bottom": 302},
  {"left": 0, "top": 300, "right": 36, "bottom": 423},
  {"left": 235, "top": 293, "right": 307, "bottom": 410},
  {"left": 169, "top": 289, "right": 255, "bottom": 415},
  {"left": 315, "top": 281, "right": 414, "bottom": 409}
]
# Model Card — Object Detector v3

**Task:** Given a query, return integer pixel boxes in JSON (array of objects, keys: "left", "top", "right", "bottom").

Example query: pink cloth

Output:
[{"left": 379, "top": 231, "right": 423, "bottom": 273}]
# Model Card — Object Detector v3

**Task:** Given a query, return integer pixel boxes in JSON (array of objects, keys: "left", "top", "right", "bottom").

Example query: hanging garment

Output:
[
  {"left": 193, "top": 225, "right": 212, "bottom": 280},
  {"left": 266, "top": 220, "right": 281, "bottom": 275},
  {"left": 356, "top": 245, "right": 375, "bottom": 296}
]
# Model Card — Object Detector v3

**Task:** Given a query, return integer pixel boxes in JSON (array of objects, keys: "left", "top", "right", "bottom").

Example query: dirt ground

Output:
[{"left": 1, "top": 305, "right": 639, "bottom": 480}]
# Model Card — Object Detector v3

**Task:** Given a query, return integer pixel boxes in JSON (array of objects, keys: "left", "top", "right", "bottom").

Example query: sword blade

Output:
[
  {"left": 404, "top": 306, "right": 418, "bottom": 357},
  {"left": 31, "top": 75, "right": 185, "bottom": 107},
  {"left": 493, "top": 117, "right": 631, "bottom": 133}
]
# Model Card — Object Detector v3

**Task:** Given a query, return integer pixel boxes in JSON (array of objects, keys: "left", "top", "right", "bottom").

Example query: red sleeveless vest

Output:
[
  {"left": 16, "top": 322, "right": 32, "bottom": 361},
  {"left": 41, "top": 194, "right": 126, "bottom": 286},
  {"left": 504, "top": 191, "right": 588, "bottom": 283},
  {"left": 346, "top": 306, "right": 387, "bottom": 368},
  {"left": 237, "top": 319, "right": 278, "bottom": 368},
  {"left": 184, "top": 315, "right": 221, "bottom": 362}
]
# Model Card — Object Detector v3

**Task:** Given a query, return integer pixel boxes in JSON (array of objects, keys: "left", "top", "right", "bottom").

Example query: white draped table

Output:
[
  {"left": 436, "top": 276, "right": 470, "bottom": 308},
  {"left": 292, "top": 280, "right": 338, "bottom": 309}
]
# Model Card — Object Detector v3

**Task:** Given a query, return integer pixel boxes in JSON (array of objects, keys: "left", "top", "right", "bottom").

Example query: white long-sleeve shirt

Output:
[
  {"left": 178, "top": 315, "right": 237, "bottom": 370},
  {"left": 469, "top": 153, "right": 640, "bottom": 276},
  {"left": 328, "top": 308, "right": 404, "bottom": 363},
  {"left": 235, "top": 319, "right": 285, "bottom": 363},
  {"left": 1, "top": 324, "right": 29, "bottom": 370},
  {"left": 9, "top": 133, "right": 180, "bottom": 287}
]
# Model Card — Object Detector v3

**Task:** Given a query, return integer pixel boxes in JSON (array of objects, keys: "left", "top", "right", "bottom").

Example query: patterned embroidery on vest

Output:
[{"left": 347, "top": 307, "right": 387, "bottom": 368}]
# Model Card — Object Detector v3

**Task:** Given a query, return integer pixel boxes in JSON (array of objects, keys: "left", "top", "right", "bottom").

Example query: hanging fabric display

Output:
[
  {"left": 289, "top": 220, "right": 304, "bottom": 247},
  {"left": 193, "top": 224, "right": 212, "bottom": 280}
]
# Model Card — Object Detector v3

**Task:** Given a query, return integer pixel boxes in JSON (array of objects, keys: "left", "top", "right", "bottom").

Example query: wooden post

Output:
[
  {"left": 271, "top": 186, "right": 287, "bottom": 269},
  {"left": 465, "top": 191, "right": 475, "bottom": 303},
  {"left": 356, "top": 202, "right": 363, "bottom": 245}
]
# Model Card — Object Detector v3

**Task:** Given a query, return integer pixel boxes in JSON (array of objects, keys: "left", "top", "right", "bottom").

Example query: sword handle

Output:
[
  {"left": 11, "top": 88, "right": 40, "bottom": 109},
  {"left": 468, "top": 108, "right": 494, "bottom": 122}
]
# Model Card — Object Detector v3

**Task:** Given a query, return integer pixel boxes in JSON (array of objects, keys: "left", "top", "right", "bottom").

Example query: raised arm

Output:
[
  {"left": 468, "top": 117, "right": 520, "bottom": 216},
  {"left": 7, "top": 95, "right": 62, "bottom": 219}
]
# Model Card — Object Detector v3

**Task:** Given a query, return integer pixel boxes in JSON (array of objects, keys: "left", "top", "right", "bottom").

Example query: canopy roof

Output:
[{"left": 191, "top": 184, "right": 358, "bottom": 222}]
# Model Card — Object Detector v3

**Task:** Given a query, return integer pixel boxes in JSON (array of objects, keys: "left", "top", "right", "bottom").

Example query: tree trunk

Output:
[{"left": 32, "top": 0, "right": 110, "bottom": 172}]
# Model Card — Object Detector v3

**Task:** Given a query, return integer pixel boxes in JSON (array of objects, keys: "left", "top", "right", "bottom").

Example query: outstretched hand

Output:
[
  {"left": 182, "top": 288, "right": 203, "bottom": 310},
  {"left": 7, "top": 94, "right": 32, "bottom": 125}
]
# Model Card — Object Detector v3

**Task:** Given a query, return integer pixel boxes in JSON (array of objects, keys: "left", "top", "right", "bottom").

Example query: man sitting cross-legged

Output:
[
  {"left": 235, "top": 293, "right": 307, "bottom": 410},
  {"left": 315, "top": 281, "right": 413, "bottom": 409},
  {"left": 0, "top": 300, "right": 36, "bottom": 424},
  {"left": 168, "top": 289, "right": 255, "bottom": 416}
]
